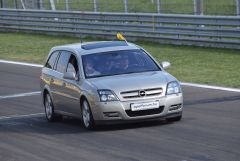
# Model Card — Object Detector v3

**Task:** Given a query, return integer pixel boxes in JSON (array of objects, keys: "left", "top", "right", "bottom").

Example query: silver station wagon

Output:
[{"left": 40, "top": 38, "right": 183, "bottom": 129}]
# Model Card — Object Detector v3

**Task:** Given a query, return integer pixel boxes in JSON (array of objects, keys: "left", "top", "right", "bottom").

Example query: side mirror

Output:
[
  {"left": 160, "top": 61, "right": 171, "bottom": 69},
  {"left": 63, "top": 72, "right": 77, "bottom": 80}
]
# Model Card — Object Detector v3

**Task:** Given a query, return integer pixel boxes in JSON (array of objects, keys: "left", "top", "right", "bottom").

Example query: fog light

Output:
[
  {"left": 104, "top": 112, "right": 120, "bottom": 117},
  {"left": 169, "top": 104, "right": 182, "bottom": 111}
]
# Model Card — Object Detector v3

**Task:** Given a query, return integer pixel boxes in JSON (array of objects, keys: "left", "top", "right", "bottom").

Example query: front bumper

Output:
[{"left": 90, "top": 93, "right": 183, "bottom": 123}]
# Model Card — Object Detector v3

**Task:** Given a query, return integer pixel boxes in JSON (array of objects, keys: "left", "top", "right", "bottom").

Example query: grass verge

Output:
[
  {"left": 0, "top": 32, "right": 239, "bottom": 88},
  {"left": 4, "top": 0, "right": 237, "bottom": 15}
]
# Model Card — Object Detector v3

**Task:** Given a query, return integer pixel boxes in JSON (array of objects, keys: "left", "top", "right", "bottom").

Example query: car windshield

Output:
[{"left": 82, "top": 49, "right": 161, "bottom": 78}]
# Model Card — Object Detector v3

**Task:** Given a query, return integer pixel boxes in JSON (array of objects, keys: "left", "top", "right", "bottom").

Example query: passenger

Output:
[
  {"left": 84, "top": 59, "right": 100, "bottom": 77},
  {"left": 67, "top": 56, "right": 78, "bottom": 75},
  {"left": 111, "top": 55, "right": 129, "bottom": 73},
  {"left": 101, "top": 59, "right": 114, "bottom": 74},
  {"left": 119, "top": 55, "right": 129, "bottom": 70}
]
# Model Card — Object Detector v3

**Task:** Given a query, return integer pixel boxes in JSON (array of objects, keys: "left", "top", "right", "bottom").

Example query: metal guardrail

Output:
[{"left": 0, "top": 9, "right": 239, "bottom": 49}]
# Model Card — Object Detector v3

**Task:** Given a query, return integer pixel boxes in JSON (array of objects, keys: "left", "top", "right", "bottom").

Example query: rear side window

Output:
[
  {"left": 56, "top": 51, "right": 71, "bottom": 73},
  {"left": 45, "top": 51, "right": 59, "bottom": 69}
]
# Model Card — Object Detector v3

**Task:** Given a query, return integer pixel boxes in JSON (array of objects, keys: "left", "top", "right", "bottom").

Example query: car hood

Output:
[{"left": 88, "top": 71, "right": 174, "bottom": 99}]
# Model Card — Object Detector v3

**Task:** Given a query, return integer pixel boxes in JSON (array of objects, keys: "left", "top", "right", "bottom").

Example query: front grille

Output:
[
  {"left": 125, "top": 106, "right": 164, "bottom": 117},
  {"left": 121, "top": 88, "right": 163, "bottom": 99}
]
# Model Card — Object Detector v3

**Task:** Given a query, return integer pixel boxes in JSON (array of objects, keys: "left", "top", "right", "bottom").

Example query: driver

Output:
[
  {"left": 109, "top": 55, "right": 130, "bottom": 73},
  {"left": 84, "top": 59, "right": 100, "bottom": 77},
  {"left": 119, "top": 55, "right": 129, "bottom": 70}
]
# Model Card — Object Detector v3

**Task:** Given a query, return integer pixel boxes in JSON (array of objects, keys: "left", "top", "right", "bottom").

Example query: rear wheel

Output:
[
  {"left": 166, "top": 115, "right": 182, "bottom": 122},
  {"left": 81, "top": 99, "right": 95, "bottom": 129},
  {"left": 44, "top": 93, "right": 58, "bottom": 122}
]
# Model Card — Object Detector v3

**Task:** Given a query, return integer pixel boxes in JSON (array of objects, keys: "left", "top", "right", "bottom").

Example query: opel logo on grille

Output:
[{"left": 139, "top": 90, "right": 146, "bottom": 97}]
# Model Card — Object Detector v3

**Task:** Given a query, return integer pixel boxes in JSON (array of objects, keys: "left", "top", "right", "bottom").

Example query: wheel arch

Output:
[
  {"left": 80, "top": 95, "right": 88, "bottom": 108},
  {"left": 42, "top": 85, "right": 51, "bottom": 105}
]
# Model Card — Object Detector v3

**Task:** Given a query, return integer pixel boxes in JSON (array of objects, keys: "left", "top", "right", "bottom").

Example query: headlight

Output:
[
  {"left": 98, "top": 90, "right": 119, "bottom": 102},
  {"left": 166, "top": 81, "right": 181, "bottom": 95}
]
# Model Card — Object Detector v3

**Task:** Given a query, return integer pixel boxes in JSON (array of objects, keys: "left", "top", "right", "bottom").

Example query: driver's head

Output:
[
  {"left": 85, "top": 59, "right": 93, "bottom": 68},
  {"left": 84, "top": 59, "right": 96, "bottom": 74},
  {"left": 119, "top": 55, "right": 129, "bottom": 69}
]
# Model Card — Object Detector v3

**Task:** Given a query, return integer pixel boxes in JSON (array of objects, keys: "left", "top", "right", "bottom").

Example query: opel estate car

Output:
[{"left": 40, "top": 39, "right": 183, "bottom": 129}]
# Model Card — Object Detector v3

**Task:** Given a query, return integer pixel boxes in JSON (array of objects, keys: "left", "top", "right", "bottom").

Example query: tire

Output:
[
  {"left": 81, "top": 99, "right": 95, "bottom": 129},
  {"left": 44, "top": 93, "right": 58, "bottom": 122},
  {"left": 166, "top": 115, "right": 182, "bottom": 122}
]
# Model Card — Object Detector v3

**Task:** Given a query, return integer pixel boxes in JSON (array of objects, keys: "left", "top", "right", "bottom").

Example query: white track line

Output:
[
  {"left": 181, "top": 82, "right": 240, "bottom": 93},
  {"left": 0, "top": 60, "right": 43, "bottom": 67},
  {"left": 0, "top": 113, "right": 44, "bottom": 120},
  {"left": 0, "top": 59, "right": 240, "bottom": 93},
  {"left": 0, "top": 91, "right": 41, "bottom": 100}
]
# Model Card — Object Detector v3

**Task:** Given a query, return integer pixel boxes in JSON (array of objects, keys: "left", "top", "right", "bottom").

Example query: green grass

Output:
[
  {"left": 203, "top": 0, "right": 236, "bottom": 15},
  {"left": 5, "top": 0, "right": 237, "bottom": 15},
  {"left": 161, "top": 0, "right": 194, "bottom": 14},
  {"left": 140, "top": 41, "right": 240, "bottom": 88},
  {"left": 0, "top": 32, "right": 239, "bottom": 88}
]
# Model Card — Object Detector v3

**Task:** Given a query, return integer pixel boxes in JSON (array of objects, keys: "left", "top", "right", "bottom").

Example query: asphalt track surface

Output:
[{"left": 0, "top": 62, "right": 240, "bottom": 161}]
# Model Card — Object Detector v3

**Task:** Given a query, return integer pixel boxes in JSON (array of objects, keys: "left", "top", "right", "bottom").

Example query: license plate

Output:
[{"left": 131, "top": 101, "right": 159, "bottom": 111}]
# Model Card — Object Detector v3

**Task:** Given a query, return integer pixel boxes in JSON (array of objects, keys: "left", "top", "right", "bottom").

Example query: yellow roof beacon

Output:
[{"left": 117, "top": 33, "right": 127, "bottom": 42}]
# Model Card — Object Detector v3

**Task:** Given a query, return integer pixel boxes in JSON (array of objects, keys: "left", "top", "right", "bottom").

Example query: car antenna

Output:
[
  {"left": 116, "top": 33, "right": 127, "bottom": 43},
  {"left": 80, "top": 34, "right": 83, "bottom": 44}
]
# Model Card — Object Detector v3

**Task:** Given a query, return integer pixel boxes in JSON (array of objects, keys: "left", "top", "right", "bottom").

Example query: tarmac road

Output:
[{"left": 0, "top": 62, "right": 240, "bottom": 161}]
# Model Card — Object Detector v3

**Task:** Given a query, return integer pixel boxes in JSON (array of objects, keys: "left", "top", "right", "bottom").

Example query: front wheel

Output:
[{"left": 81, "top": 99, "right": 95, "bottom": 129}]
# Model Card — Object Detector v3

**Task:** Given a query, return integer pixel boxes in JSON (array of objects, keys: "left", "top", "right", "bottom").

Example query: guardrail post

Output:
[
  {"left": 32, "top": 0, "right": 34, "bottom": 9},
  {"left": 0, "top": 0, "right": 3, "bottom": 8},
  {"left": 65, "top": 0, "right": 69, "bottom": 11},
  {"left": 237, "top": 0, "right": 240, "bottom": 15},
  {"left": 124, "top": 0, "right": 128, "bottom": 13},
  {"left": 1, "top": 0, "right": 5, "bottom": 8},
  {"left": 14, "top": 0, "right": 18, "bottom": 9},
  {"left": 49, "top": 0, "right": 56, "bottom": 10},
  {"left": 39, "top": 0, "right": 43, "bottom": 9},
  {"left": 36, "top": 0, "right": 40, "bottom": 9},
  {"left": 93, "top": 0, "right": 97, "bottom": 12},
  {"left": 194, "top": 0, "right": 203, "bottom": 15},
  {"left": 20, "top": 0, "right": 26, "bottom": 9},
  {"left": 157, "top": 0, "right": 161, "bottom": 13}
]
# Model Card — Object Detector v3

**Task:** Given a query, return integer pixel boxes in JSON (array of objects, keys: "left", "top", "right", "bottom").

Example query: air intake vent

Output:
[{"left": 125, "top": 106, "right": 164, "bottom": 117}]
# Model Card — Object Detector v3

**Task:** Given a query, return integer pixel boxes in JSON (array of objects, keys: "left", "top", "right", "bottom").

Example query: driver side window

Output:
[{"left": 67, "top": 54, "right": 79, "bottom": 76}]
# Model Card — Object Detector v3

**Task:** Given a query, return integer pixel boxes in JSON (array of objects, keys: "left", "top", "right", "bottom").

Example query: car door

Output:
[
  {"left": 42, "top": 50, "right": 60, "bottom": 106},
  {"left": 52, "top": 51, "right": 71, "bottom": 112},
  {"left": 61, "top": 54, "right": 81, "bottom": 116}
]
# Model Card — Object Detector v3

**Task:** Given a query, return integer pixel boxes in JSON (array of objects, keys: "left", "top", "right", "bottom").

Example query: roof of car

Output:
[
  {"left": 51, "top": 41, "right": 140, "bottom": 55},
  {"left": 81, "top": 41, "right": 129, "bottom": 50}
]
